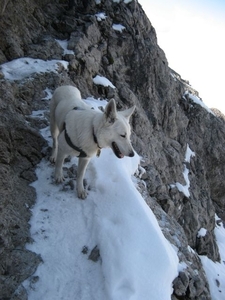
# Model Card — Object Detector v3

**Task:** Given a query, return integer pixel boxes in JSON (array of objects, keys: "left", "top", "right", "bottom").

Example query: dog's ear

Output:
[
  {"left": 120, "top": 105, "right": 135, "bottom": 120},
  {"left": 104, "top": 99, "right": 117, "bottom": 124}
]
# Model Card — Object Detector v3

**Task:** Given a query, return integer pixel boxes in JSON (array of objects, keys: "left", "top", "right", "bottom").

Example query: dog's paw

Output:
[
  {"left": 77, "top": 188, "right": 88, "bottom": 200},
  {"left": 55, "top": 175, "right": 65, "bottom": 183},
  {"left": 50, "top": 155, "right": 56, "bottom": 163}
]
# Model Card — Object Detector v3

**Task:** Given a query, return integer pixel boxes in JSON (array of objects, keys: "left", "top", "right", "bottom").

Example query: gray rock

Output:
[{"left": 88, "top": 245, "right": 101, "bottom": 262}]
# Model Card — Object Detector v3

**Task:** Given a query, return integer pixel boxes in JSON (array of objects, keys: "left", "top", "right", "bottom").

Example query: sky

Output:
[
  {"left": 1, "top": 29, "right": 225, "bottom": 300},
  {"left": 138, "top": 0, "right": 225, "bottom": 114}
]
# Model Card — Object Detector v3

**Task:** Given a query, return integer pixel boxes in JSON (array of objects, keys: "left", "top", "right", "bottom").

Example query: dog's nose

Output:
[{"left": 129, "top": 151, "right": 135, "bottom": 157}]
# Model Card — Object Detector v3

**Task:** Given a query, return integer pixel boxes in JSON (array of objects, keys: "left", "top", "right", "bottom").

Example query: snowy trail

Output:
[{"left": 24, "top": 158, "right": 106, "bottom": 299}]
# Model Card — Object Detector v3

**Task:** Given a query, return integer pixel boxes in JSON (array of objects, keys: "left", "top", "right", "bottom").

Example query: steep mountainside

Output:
[{"left": 0, "top": 0, "right": 225, "bottom": 299}]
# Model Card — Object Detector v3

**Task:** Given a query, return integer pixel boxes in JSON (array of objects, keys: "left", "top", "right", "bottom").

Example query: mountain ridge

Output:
[{"left": 0, "top": 0, "right": 225, "bottom": 299}]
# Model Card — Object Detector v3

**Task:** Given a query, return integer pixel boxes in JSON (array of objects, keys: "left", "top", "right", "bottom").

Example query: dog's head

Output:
[{"left": 98, "top": 99, "right": 135, "bottom": 158}]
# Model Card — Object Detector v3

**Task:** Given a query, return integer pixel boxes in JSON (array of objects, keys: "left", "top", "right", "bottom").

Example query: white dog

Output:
[{"left": 50, "top": 85, "right": 135, "bottom": 199}]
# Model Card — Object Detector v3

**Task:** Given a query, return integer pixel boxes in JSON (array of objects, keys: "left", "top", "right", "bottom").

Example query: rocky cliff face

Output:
[{"left": 0, "top": 0, "right": 225, "bottom": 299}]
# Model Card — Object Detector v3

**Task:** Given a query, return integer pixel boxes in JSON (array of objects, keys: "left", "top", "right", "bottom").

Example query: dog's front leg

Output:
[
  {"left": 50, "top": 117, "right": 59, "bottom": 163},
  {"left": 50, "top": 135, "right": 58, "bottom": 163},
  {"left": 77, "top": 157, "right": 91, "bottom": 199},
  {"left": 54, "top": 132, "right": 69, "bottom": 183}
]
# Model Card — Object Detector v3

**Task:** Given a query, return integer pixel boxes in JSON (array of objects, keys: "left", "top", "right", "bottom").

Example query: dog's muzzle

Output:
[
  {"left": 112, "top": 142, "right": 134, "bottom": 159},
  {"left": 129, "top": 150, "right": 135, "bottom": 157}
]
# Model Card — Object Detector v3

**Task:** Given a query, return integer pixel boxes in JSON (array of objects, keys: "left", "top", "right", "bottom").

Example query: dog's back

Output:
[{"left": 50, "top": 85, "right": 90, "bottom": 132}]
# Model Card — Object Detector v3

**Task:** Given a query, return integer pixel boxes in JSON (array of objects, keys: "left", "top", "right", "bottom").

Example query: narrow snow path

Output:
[{"left": 24, "top": 157, "right": 106, "bottom": 299}]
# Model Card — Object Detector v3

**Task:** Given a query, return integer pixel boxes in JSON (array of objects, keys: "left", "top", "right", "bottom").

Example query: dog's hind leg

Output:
[{"left": 77, "top": 157, "right": 91, "bottom": 199}]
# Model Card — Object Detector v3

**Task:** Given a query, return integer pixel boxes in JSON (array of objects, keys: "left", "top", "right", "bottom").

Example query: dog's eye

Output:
[{"left": 120, "top": 134, "right": 126, "bottom": 138}]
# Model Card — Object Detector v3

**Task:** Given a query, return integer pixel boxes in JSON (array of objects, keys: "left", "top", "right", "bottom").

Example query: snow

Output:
[
  {"left": 93, "top": 75, "right": 116, "bottom": 88},
  {"left": 183, "top": 91, "right": 215, "bottom": 115},
  {"left": 55, "top": 39, "right": 74, "bottom": 55},
  {"left": 23, "top": 95, "right": 179, "bottom": 300},
  {"left": 0, "top": 57, "right": 68, "bottom": 81},
  {"left": 30, "top": 110, "right": 46, "bottom": 119},
  {"left": 137, "top": 165, "right": 146, "bottom": 178},
  {"left": 178, "top": 261, "right": 188, "bottom": 272},
  {"left": 197, "top": 228, "right": 207, "bottom": 238},
  {"left": 95, "top": 12, "right": 107, "bottom": 21},
  {"left": 185, "top": 144, "right": 195, "bottom": 163},
  {"left": 112, "top": 24, "right": 126, "bottom": 32},
  {"left": 170, "top": 144, "right": 195, "bottom": 198},
  {"left": 41, "top": 88, "right": 52, "bottom": 101},
  {"left": 188, "top": 245, "right": 195, "bottom": 254},
  {"left": 200, "top": 215, "right": 225, "bottom": 300}
]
